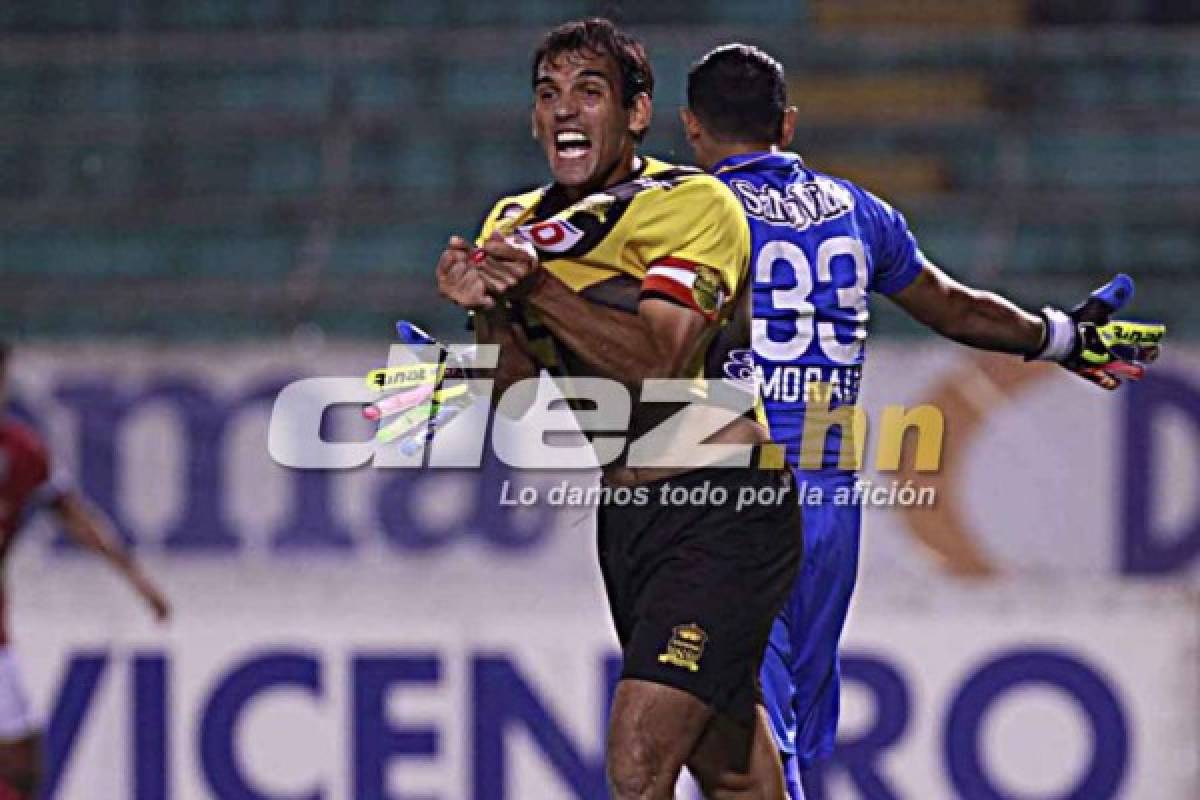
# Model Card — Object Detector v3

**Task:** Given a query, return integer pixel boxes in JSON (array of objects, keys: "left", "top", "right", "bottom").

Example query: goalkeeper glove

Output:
[
  {"left": 363, "top": 321, "right": 477, "bottom": 454},
  {"left": 1031, "top": 274, "right": 1165, "bottom": 390}
]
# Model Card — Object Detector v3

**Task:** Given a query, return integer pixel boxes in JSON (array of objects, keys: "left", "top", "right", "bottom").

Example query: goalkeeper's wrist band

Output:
[{"left": 1033, "top": 307, "right": 1077, "bottom": 362}]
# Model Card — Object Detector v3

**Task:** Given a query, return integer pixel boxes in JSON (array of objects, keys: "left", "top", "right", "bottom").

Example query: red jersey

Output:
[{"left": 0, "top": 417, "right": 60, "bottom": 645}]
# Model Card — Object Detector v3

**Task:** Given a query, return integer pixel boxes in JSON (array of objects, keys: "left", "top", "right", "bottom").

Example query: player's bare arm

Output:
[
  {"left": 477, "top": 232, "right": 771, "bottom": 487},
  {"left": 476, "top": 233, "right": 709, "bottom": 385},
  {"left": 891, "top": 263, "right": 1163, "bottom": 390},
  {"left": 889, "top": 263, "right": 1044, "bottom": 354},
  {"left": 51, "top": 491, "right": 170, "bottom": 621}
]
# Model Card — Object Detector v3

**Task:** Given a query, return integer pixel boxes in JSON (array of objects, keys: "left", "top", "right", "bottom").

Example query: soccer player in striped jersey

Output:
[{"left": 682, "top": 44, "right": 1161, "bottom": 799}]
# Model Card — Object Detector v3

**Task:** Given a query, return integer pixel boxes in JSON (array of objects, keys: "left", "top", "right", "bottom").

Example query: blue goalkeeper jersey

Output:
[{"left": 713, "top": 151, "right": 928, "bottom": 472}]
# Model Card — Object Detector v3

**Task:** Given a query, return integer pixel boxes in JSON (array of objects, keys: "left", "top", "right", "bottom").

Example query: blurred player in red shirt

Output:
[{"left": 0, "top": 341, "right": 169, "bottom": 800}]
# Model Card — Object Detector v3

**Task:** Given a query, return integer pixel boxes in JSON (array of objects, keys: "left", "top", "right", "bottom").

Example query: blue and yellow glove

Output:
[
  {"left": 1032, "top": 274, "right": 1165, "bottom": 390},
  {"left": 363, "top": 321, "right": 477, "bottom": 455}
]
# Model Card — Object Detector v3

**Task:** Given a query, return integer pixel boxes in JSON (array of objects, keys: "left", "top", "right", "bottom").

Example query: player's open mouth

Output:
[{"left": 555, "top": 131, "right": 592, "bottom": 159}]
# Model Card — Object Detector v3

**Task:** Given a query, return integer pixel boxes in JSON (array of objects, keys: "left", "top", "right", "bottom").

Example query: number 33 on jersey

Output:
[{"left": 713, "top": 152, "right": 928, "bottom": 472}]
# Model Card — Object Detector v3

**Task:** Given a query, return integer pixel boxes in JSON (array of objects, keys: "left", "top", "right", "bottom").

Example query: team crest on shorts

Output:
[{"left": 658, "top": 623, "right": 708, "bottom": 672}]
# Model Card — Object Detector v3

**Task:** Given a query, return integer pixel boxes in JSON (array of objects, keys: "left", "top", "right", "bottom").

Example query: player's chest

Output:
[{"left": 539, "top": 228, "right": 645, "bottom": 292}]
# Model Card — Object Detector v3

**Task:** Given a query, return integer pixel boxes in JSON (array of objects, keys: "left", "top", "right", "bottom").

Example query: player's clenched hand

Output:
[
  {"left": 436, "top": 236, "right": 494, "bottom": 311},
  {"left": 476, "top": 231, "right": 546, "bottom": 298}
]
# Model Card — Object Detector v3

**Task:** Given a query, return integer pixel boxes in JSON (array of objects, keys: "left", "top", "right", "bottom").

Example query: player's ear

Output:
[
  {"left": 779, "top": 106, "right": 798, "bottom": 148},
  {"left": 680, "top": 107, "right": 702, "bottom": 142},
  {"left": 629, "top": 92, "right": 652, "bottom": 140},
  {"left": 530, "top": 109, "right": 538, "bottom": 140}
]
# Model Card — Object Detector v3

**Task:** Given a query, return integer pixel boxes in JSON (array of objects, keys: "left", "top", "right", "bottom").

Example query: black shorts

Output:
[{"left": 596, "top": 466, "right": 803, "bottom": 726}]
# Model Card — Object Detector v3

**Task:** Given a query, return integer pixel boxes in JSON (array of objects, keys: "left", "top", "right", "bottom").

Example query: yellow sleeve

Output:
[{"left": 630, "top": 176, "right": 751, "bottom": 318}]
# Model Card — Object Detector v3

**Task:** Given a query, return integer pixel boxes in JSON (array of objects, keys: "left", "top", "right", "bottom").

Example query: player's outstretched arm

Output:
[
  {"left": 890, "top": 264, "right": 1163, "bottom": 390},
  {"left": 888, "top": 262, "right": 1044, "bottom": 355},
  {"left": 50, "top": 491, "right": 170, "bottom": 622},
  {"left": 475, "top": 233, "right": 708, "bottom": 384}
]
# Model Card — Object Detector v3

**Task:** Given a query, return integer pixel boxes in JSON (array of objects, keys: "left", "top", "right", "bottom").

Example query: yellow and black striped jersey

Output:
[{"left": 475, "top": 156, "right": 759, "bottom": 416}]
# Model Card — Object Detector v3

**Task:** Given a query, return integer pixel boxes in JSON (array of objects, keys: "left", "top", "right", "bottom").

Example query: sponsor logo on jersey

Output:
[
  {"left": 658, "top": 623, "right": 708, "bottom": 672},
  {"left": 520, "top": 220, "right": 585, "bottom": 253},
  {"left": 723, "top": 348, "right": 758, "bottom": 390},
  {"left": 730, "top": 176, "right": 854, "bottom": 232}
]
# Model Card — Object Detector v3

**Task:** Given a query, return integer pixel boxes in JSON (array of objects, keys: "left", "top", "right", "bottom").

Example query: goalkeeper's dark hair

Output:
[
  {"left": 688, "top": 44, "right": 787, "bottom": 144},
  {"left": 0, "top": 339, "right": 8, "bottom": 369},
  {"left": 532, "top": 17, "right": 654, "bottom": 111}
]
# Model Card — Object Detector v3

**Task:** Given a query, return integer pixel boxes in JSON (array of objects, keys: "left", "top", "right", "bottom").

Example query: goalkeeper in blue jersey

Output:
[{"left": 680, "top": 44, "right": 1164, "bottom": 799}]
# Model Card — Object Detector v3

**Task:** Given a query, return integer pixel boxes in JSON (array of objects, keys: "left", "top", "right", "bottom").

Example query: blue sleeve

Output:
[{"left": 863, "top": 190, "right": 927, "bottom": 296}]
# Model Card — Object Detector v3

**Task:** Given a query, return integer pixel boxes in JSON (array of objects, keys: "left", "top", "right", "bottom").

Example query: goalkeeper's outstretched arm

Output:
[
  {"left": 888, "top": 263, "right": 1044, "bottom": 355},
  {"left": 889, "top": 263, "right": 1163, "bottom": 390}
]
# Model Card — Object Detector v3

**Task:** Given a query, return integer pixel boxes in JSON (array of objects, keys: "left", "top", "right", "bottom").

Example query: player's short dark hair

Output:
[
  {"left": 0, "top": 340, "right": 9, "bottom": 369},
  {"left": 687, "top": 44, "right": 787, "bottom": 144},
  {"left": 532, "top": 18, "right": 654, "bottom": 109}
]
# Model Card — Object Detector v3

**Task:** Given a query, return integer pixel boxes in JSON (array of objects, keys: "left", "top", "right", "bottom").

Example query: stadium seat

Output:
[
  {"left": 0, "top": 69, "right": 38, "bottom": 114},
  {"left": 1029, "top": 133, "right": 1200, "bottom": 188},
  {"left": 0, "top": 0, "right": 122, "bottom": 33},
  {"left": 352, "top": 138, "right": 455, "bottom": 193},
  {"left": 610, "top": 1, "right": 714, "bottom": 24},
  {"left": 807, "top": 153, "right": 950, "bottom": 196},
  {"left": 329, "top": 224, "right": 453, "bottom": 275},
  {"left": 514, "top": 0, "right": 590, "bottom": 25},
  {"left": 0, "top": 232, "right": 161, "bottom": 277},
  {"left": 1181, "top": 64, "right": 1200, "bottom": 104},
  {"left": 1010, "top": 227, "right": 1091, "bottom": 273},
  {"left": 293, "top": 1, "right": 341, "bottom": 29},
  {"left": 705, "top": 0, "right": 805, "bottom": 23},
  {"left": 441, "top": 62, "right": 527, "bottom": 109},
  {"left": 169, "top": 141, "right": 255, "bottom": 194},
  {"left": 350, "top": 66, "right": 419, "bottom": 109},
  {"left": 370, "top": 0, "right": 452, "bottom": 27},
  {"left": 60, "top": 142, "right": 141, "bottom": 198},
  {"left": 153, "top": 0, "right": 247, "bottom": 30},
  {"left": 1141, "top": 229, "right": 1200, "bottom": 272},
  {"left": 1058, "top": 69, "right": 1111, "bottom": 107},
  {"left": 790, "top": 72, "right": 990, "bottom": 123},
  {"left": 170, "top": 230, "right": 296, "bottom": 277},
  {"left": 811, "top": 0, "right": 1029, "bottom": 30},
  {"left": 247, "top": 141, "right": 323, "bottom": 194},
  {"left": 909, "top": 221, "right": 983, "bottom": 269},
  {"left": 0, "top": 144, "right": 39, "bottom": 198},
  {"left": 462, "top": 143, "right": 547, "bottom": 197},
  {"left": 141, "top": 65, "right": 332, "bottom": 112},
  {"left": 219, "top": 68, "right": 332, "bottom": 112},
  {"left": 43, "top": 66, "right": 141, "bottom": 113}
]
